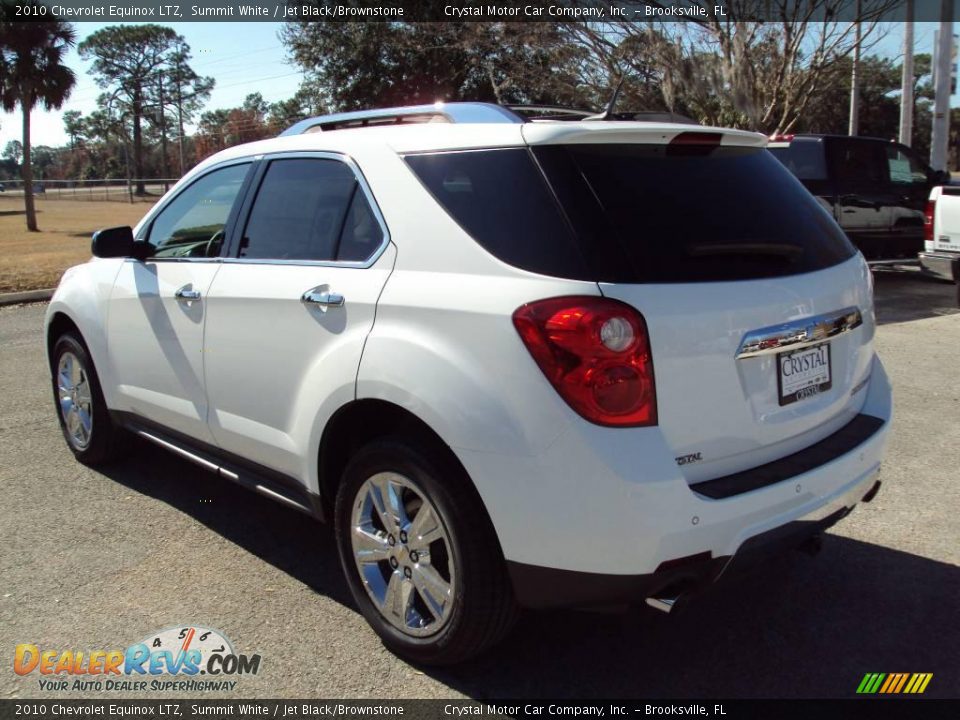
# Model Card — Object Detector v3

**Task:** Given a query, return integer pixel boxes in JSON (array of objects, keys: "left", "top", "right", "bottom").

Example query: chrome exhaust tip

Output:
[{"left": 645, "top": 595, "right": 680, "bottom": 614}]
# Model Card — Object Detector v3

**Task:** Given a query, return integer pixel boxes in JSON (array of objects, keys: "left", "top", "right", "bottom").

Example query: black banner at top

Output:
[{"left": 0, "top": 0, "right": 955, "bottom": 24}]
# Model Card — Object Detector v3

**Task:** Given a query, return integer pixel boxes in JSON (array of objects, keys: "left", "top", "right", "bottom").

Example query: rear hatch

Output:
[{"left": 523, "top": 124, "right": 876, "bottom": 482}]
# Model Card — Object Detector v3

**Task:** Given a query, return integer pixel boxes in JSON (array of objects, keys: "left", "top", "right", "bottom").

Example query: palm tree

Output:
[{"left": 0, "top": 12, "right": 76, "bottom": 231}]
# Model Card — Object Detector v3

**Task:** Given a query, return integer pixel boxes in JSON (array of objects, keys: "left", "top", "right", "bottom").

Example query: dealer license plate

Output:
[{"left": 777, "top": 343, "right": 832, "bottom": 406}]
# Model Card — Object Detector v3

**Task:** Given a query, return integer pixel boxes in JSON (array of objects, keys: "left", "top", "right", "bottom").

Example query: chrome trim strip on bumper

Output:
[{"left": 736, "top": 306, "right": 863, "bottom": 359}]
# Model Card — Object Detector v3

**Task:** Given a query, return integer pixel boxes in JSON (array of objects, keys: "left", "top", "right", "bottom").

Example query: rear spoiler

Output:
[{"left": 521, "top": 123, "right": 767, "bottom": 147}]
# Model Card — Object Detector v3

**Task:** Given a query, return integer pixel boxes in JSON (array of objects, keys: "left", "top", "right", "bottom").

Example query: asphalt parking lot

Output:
[{"left": 1, "top": 268, "right": 958, "bottom": 700}]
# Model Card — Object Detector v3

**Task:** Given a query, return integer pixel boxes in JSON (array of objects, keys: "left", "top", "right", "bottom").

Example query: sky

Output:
[
  {"left": 0, "top": 22, "right": 304, "bottom": 148},
  {"left": 0, "top": 21, "right": 950, "bottom": 150}
]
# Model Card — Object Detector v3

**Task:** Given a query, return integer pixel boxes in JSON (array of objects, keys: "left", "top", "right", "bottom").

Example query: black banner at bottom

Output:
[{"left": 0, "top": 700, "right": 957, "bottom": 720}]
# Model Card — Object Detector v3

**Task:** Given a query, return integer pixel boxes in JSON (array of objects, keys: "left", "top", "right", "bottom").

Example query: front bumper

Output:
[{"left": 919, "top": 251, "right": 960, "bottom": 282}]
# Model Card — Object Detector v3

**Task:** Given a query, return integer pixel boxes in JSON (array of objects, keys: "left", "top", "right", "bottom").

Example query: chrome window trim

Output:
[
  {"left": 735, "top": 307, "right": 863, "bottom": 359},
  {"left": 221, "top": 150, "right": 391, "bottom": 270}
]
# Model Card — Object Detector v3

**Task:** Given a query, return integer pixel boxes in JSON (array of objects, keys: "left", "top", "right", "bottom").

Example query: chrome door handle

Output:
[
  {"left": 175, "top": 286, "right": 201, "bottom": 302},
  {"left": 301, "top": 289, "right": 345, "bottom": 307}
]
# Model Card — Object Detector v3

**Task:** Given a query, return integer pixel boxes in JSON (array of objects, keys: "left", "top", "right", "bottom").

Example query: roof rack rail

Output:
[{"left": 279, "top": 102, "right": 526, "bottom": 136}]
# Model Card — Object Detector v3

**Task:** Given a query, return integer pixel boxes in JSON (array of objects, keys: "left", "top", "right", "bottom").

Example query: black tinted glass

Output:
[
  {"left": 886, "top": 145, "right": 929, "bottom": 186},
  {"left": 337, "top": 187, "right": 384, "bottom": 262},
  {"left": 767, "top": 141, "right": 827, "bottom": 180},
  {"left": 832, "top": 139, "right": 886, "bottom": 186},
  {"left": 404, "top": 149, "right": 589, "bottom": 279},
  {"left": 240, "top": 158, "right": 356, "bottom": 261},
  {"left": 149, "top": 163, "right": 249, "bottom": 258},
  {"left": 536, "top": 143, "right": 856, "bottom": 283}
]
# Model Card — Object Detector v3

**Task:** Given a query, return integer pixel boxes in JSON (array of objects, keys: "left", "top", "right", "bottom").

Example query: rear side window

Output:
[
  {"left": 404, "top": 149, "right": 589, "bottom": 279},
  {"left": 886, "top": 144, "right": 929, "bottom": 186},
  {"left": 238, "top": 157, "right": 383, "bottom": 262},
  {"left": 535, "top": 143, "right": 856, "bottom": 283},
  {"left": 767, "top": 141, "right": 827, "bottom": 180}
]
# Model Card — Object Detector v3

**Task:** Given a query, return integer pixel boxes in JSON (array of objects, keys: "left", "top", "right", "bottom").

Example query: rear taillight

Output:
[
  {"left": 924, "top": 200, "right": 935, "bottom": 241},
  {"left": 512, "top": 297, "right": 657, "bottom": 427}
]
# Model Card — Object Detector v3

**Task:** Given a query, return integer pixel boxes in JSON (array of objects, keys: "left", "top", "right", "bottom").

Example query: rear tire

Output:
[
  {"left": 51, "top": 333, "right": 126, "bottom": 466},
  {"left": 334, "top": 438, "right": 517, "bottom": 665}
]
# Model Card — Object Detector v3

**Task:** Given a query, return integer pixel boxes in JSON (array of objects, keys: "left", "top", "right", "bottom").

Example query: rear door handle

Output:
[
  {"left": 175, "top": 286, "right": 201, "bottom": 302},
  {"left": 301, "top": 288, "right": 345, "bottom": 307}
]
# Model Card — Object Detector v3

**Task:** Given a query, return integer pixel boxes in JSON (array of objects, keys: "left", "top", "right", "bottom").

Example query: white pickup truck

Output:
[{"left": 921, "top": 185, "right": 960, "bottom": 303}]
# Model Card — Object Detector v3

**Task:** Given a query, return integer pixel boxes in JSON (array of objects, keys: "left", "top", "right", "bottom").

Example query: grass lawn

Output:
[{"left": 0, "top": 197, "right": 154, "bottom": 293}]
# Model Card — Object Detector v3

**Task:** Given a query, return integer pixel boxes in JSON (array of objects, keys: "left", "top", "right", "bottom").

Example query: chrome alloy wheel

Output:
[
  {"left": 350, "top": 472, "right": 456, "bottom": 637},
  {"left": 57, "top": 351, "right": 93, "bottom": 450}
]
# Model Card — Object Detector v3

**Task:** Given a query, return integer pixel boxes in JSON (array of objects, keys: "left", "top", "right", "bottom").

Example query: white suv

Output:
[{"left": 46, "top": 103, "right": 891, "bottom": 665}]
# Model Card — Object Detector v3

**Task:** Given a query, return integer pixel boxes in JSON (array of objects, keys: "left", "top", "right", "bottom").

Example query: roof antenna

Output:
[{"left": 584, "top": 78, "right": 625, "bottom": 122}]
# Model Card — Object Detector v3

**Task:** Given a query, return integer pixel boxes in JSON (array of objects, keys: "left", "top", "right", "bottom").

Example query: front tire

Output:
[
  {"left": 51, "top": 333, "right": 126, "bottom": 466},
  {"left": 334, "top": 439, "right": 517, "bottom": 665}
]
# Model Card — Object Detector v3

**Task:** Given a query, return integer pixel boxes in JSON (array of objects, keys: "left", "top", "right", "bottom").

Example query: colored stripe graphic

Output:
[{"left": 857, "top": 673, "right": 932, "bottom": 694}]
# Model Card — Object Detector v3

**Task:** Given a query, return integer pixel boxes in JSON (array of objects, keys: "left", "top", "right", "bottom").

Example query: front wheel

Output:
[
  {"left": 334, "top": 439, "right": 517, "bottom": 665},
  {"left": 51, "top": 333, "right": 126, "bottom": 466}
]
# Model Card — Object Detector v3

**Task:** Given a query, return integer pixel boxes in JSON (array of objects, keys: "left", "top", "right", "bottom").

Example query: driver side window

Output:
[{"left": 147, "top": 163, "right": 250, "bottom": 258}]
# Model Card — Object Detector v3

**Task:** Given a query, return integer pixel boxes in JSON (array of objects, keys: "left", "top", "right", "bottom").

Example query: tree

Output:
[
  {"left": 3, "top": 139, "right": 22, "bottom": 166},
  {"left": 63, "top": 109, "right": 84, "bottom": 148},
  {"left": 280, "top": 21, "right": 588, "bottom": 112},
  {"left": 162, "top": 41, "right": 213, "bottom": 175},
  {"left": 799, "top": 53, "right": 935, "bottom": 157},
  {"left": 588, "top": 0, "right": 899, "bottom": 133},
  {"left": 194, "top": 95, "right": 273, "bottom": 158},
  {"left": 79, "top": 25, "right": 207, "bottom": 194},
  {"left": 0, "top": 8, "right": 76, "bottom": 231}
]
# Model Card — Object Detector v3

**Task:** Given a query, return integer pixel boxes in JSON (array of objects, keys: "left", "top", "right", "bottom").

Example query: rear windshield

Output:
[{"left": 406, "top": 143, "right": 855, "bottom": 283}]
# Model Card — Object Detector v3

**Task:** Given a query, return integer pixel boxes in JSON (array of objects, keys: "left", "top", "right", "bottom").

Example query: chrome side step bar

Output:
[{"left": 135, "top": 429, "right": 315, "bottom": 516}]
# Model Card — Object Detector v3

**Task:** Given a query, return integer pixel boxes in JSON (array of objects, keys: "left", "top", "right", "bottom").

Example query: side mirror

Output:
[{"left": 91, "top": 226, "right": 142, "bottom": 258}]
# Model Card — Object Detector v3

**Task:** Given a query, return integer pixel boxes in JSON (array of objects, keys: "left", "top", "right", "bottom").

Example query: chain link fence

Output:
[{"left": 0, "top": 178, "right": 179, "bottom": 202}]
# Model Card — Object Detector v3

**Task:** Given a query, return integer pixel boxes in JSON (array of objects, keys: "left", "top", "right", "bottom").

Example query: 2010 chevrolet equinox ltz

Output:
[{"left": 46, "top": 103, "right": 891, "bottom": 664}]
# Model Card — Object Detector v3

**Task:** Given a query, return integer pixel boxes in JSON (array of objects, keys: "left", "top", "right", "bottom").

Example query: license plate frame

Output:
[{"left": 777, "top": 342, "right": 832, "bottom": 406}]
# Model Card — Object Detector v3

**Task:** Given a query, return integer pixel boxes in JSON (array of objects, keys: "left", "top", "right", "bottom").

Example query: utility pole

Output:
[
  {"left": 899, "top": 0, "right": 915, "bottom": 145},
  {"left": 175, "top": 70, "right": 185, "bottom": 176},
  {"left": 849, "top": 0, "right": 862, "bottom": 136},
  {"left": 931, "top": 0, "right": 953, "bottom": 171},
  {"left": 158, "top": 73, "right": 169, "bottom": 189}
]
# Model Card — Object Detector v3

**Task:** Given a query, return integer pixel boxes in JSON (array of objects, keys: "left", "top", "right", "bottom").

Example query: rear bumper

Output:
[
  {"left": 508, "top": 470, "right": 881, "bottom": 609},
  {"left": 919, "top": 251, "right": 960, "bottom": 282},
  {"left": 458, "top": 355, "right": 892, "bottom": 590}
]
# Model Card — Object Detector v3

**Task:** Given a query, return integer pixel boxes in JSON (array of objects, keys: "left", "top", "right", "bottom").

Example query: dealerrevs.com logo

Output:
[{"left": 14, "top": 625, "right": 261, "bottom": 692}]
